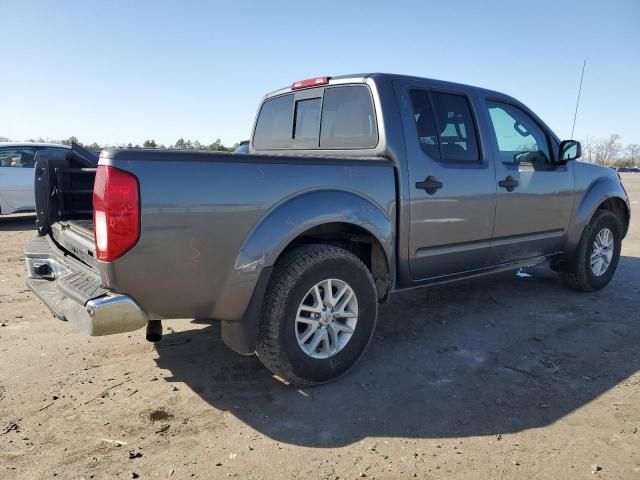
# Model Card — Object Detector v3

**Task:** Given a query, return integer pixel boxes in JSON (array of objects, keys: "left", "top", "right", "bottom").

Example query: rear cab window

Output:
[
  {"left": 252, "top": 94, "right": 294, "bottom": 149},
  {"left": 252, "top": 84, "right": 378, "bottom": 150}
]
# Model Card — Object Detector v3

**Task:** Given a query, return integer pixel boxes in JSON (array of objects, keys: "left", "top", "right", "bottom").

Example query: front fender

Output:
[
  {"left": 212, "top": 189, "right": 394, "bottom": 323},
  {"left": 565, "top": 176, "right": 629, "bottom": 256}
]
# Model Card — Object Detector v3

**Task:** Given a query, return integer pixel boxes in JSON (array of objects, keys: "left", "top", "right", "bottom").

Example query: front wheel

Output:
[
  {"left": 256, "top": 244, "right": 378, "bottom": 386},
  {"left": 559, "top": 209, "right": 622, "bottom": 291}
]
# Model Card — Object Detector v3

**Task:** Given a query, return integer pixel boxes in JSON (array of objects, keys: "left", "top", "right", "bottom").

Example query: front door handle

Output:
[
  {"left": 498, "top": 175, "right": 519, "bottom": 192},
  {"left": 415, "top": 175, "right": 443, "bottom": 195}
]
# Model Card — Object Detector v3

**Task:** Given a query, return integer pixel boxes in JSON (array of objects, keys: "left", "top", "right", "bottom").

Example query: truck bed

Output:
[
  {"left": 67, "top": 219, "right": 94, "bottom": 235},
  {"left": 50, "top": 218, "right": 96, "bottom": 267},
  {"left": 34, "top": 145, "right": 396, "bottom": 323}
]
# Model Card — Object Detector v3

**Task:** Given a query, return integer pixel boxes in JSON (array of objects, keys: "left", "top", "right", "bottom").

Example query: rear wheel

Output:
[
  {"left": 256, "top": 244, "right": 378, "bottom": 386},
  {"left": 559, "top": 209, "right": 622, "bottom": 291}
]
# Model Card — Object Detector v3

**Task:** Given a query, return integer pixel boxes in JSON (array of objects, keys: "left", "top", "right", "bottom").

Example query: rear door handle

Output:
[
  {"left": 498, "top": 175, "right": 519, "bottom": 192},
  {"left": 415, "top": 175, "right": 443, "bottom": 195}
]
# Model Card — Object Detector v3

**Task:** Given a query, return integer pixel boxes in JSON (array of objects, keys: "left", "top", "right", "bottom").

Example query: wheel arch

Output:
[
  {"left": 234, "top": 189, "right": 395, "bottom": 300},
  {"left": 597, "top": 196, "right": 630, "bottom": 238},
  {"left": 277, "top": 221, "right": 393, "bottom": 302},
  {"left": 565, "top": 176, "right": 630, "bottom": 257}
]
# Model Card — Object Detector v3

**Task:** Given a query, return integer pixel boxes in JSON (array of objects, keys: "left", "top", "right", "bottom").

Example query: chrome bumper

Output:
[{"left": 25, "top": 237, "right": 148, "bottom": 336}]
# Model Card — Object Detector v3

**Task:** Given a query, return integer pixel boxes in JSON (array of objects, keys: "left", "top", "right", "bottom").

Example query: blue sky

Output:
[{"left": 1, "top": 0, "right": 638, "bottom": 146}]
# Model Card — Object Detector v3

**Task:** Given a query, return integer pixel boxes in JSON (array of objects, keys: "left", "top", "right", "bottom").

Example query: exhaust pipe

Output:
[{"left": 146, "top": 320, "right": 162, "bottom": 342}]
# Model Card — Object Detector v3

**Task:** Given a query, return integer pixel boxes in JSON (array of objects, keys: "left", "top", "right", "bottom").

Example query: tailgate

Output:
[{"left": 34, "top": 143, "right": 98, "bottom": 268}]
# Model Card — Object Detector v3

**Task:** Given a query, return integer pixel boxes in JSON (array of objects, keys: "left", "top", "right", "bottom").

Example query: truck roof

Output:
[{"left": 264, "top": 72, "right": 508, "bottom": 100}]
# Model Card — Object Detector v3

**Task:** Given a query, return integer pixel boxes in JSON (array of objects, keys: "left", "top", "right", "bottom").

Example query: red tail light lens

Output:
[
  {"left": 291, "top": 76, "right": 330, "bottom": 90},
  {"left": 93, "top": 165, "right": 140, "bottom": 261}
]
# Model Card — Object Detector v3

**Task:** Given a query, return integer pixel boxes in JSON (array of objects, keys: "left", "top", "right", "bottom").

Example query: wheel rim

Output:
[
  {"left": 590, "top": 227, "right": 614, "bottom": 277},
  {"left": 295, "top": 278, "right": 358, "bottom": 359}
]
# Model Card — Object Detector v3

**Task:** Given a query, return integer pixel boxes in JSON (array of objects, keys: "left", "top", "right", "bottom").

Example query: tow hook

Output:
[{"left": 146, "top": 320, "right": 162, "bottom": 342}]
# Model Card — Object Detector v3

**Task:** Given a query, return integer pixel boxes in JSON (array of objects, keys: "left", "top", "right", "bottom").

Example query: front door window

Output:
[{"left": 486, "top": 102, "right": 551, "bottom": 167}]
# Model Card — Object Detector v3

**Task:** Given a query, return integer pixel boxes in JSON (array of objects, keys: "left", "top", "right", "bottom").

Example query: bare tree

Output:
[
  {"left": 594, "top": 134, "right": 622, "bottom": 166},
  {"left": 582, "top": 137, "right": 595, "bottom": 163},
  {"left": 61, "top": 136, "right": 81, "bottom": 146},
  {"left": 625, "top": 143, "right": 640, "bottom": 166}
]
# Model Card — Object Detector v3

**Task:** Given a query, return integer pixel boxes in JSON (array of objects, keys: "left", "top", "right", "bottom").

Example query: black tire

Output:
[
  {"left": 559, "top": 209, "right": 622, "bottom": 292},
  {"left": 256, "top": 244, "right": 378, "bottom": 386}
]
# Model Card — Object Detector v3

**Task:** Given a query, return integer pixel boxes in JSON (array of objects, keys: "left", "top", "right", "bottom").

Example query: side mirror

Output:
[{"left": 559, "top": 140, "right": 581, "bottom": 162}]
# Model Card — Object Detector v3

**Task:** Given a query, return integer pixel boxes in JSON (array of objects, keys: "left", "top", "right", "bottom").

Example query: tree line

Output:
[
  {"left": 0, "top": 136, "right": 240, "bottom": 153},
  {"left": 63, "top": 136, "right": 241, "bottom": 152}
]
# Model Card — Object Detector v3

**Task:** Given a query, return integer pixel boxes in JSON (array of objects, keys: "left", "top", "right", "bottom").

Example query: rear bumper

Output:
[{"left": 24, "top": 236, "right": 148, "bottom": 336}]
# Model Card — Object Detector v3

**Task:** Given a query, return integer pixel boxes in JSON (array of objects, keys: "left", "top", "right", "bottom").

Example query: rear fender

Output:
[
  {"left": 215, "top": 189, "right": 393, "bottom": 321},
  {"left": 216, "top": 189, "right": 394, "bottom": 353}
]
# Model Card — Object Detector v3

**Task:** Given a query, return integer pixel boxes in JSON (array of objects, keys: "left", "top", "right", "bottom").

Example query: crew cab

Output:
[{"left": 24, "top": 73, "right": 630, "bottom": 385}]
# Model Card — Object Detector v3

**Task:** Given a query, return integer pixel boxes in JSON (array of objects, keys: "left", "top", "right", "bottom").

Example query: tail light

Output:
[{"left": 93, "top": 165, "right": 140, "bottom": 261}]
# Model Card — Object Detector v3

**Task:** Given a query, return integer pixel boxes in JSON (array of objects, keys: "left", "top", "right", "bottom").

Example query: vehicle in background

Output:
[
  {"left": 234, "top": 140, "right": 250, "bottom": 154},
  {"left": 24, "top": 74, "right": 630, "bottom": 386},
  {"left": 0, "top": 143, "right": 70, "bottom": 214},
  {"left": 617, "top": 166, "right": 640, "bottom": 173}
]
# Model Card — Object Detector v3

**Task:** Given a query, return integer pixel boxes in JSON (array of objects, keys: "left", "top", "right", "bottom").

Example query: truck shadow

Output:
[{"left": 155, "top": 256, "right": 640, "bottom": 447}]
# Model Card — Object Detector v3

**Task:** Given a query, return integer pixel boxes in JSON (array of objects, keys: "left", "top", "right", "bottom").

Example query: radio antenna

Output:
[{"left": 571, "top": 59, "right": 586, "bottom": 139}]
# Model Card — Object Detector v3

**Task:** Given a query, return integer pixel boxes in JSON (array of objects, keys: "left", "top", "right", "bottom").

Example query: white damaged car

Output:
[{"left": 0, "top": 143, "right": 70, "bottom": 214}]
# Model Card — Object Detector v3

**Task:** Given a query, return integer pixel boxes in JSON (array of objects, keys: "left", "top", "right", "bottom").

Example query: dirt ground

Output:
[{"left": 1, "top": 175, "right": 639, "bottom": 480}]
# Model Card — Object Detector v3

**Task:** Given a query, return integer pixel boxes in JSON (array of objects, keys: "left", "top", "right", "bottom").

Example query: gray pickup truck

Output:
[{"left": 25, "top": 73, "right": 630, "bottom": 385}]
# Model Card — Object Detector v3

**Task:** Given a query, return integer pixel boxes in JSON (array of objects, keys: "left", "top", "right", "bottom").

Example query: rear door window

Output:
[
  {"left": 431, "top": 92, "right": 480, "bottom": 163},
  {"left": 409, "top": 90, "right": 441, "bottom": 160},
  {"left": 409, "top": 90, "right": 480, "bottom": 163},
  {"left": 320, "top": 86, "right": 378, "bottom": 149},
  {"left": 0, "top": 148, "right": 37, "bottom": 168},
  {"left": 253, "top": 94, "right": 294, "bottom": 149}
]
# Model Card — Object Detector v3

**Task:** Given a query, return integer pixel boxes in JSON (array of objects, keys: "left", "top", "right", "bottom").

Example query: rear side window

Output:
[
  {"left": 253, "top": 94, "right": 294, "bottom": 149},
  {"left": 252, "top": 85, "right": 377, "bottom": 150},
  {"left": 431, "top": 92, "right": 479, "bottom": 163},
  {"left": 409, "top": 90, "right": 480, "bottom": 163},
  {"left": 320, "top": 86, "right": 378, "bottom": 149},
  {"left": 409, "top": 90, "right": 441, "bottom": 160},
  {"left": 0, "top": 148, "right": 37, "bottom": 168}
]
